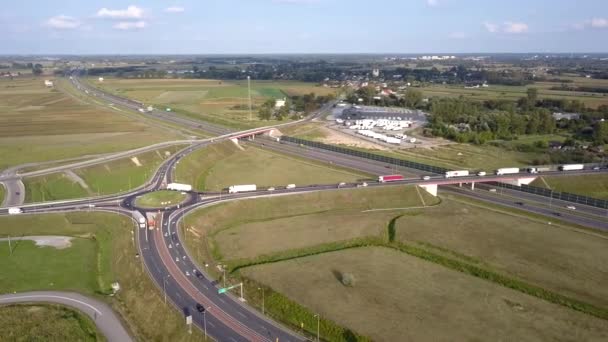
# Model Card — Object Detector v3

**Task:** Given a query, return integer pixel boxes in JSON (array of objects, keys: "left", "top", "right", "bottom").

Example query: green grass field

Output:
[
  {"left": 243, "top": 247, "right": 608, "bottom": 342},
  {"left": 24, "top": 145, "right": 187, "bottom": 203},
  {"left": 0, "top": 184, "right": 5, "bottom": 205},
  {"left": 419, "top": 76, "right": 608, "bottom": 108},
  {"left": 135, "top": 190, "right": 188, "bottom": 208},
  {"left": 93, "top": 78, "right": 337, "bottom": 129},
  {"left": 181, "top": 185, "right": 608, "bottom": 341},
  {"left": 0, "top": 304, "right": 104, "bottom": 342},
  {"left": 395, "top": 196, "right": 608, "bottom": 307},
  {"left": 0, "top": 212, "right": 203, "bottom": 341},
  {"left": 176, "top": 141, "right": 369, "bottom": 191},
  {"left": 0, "top": 78, "right": 179, "bottom": 169},
  {"left": 531, "top": 174, "right": 608, "bottom": 199},
  {"left": 0, "top": 239, "right": 99, "bottom": 293}
]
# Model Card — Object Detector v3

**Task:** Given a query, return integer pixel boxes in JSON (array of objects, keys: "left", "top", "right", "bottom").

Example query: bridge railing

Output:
[
  {"left": 280, "top": 136, "right": 449, "bottom": 175},
  {"left": 491, "top": 182, "right": 608, "bottom": 209}
]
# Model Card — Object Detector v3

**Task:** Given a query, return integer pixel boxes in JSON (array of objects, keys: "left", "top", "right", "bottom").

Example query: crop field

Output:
[
  {"left": 0, "top": 78, "right": 178, "bottom": 169},
  {"left": 242, "top": 247, "right": 608, "bottom": 342},
  {"left": 419, "top": 76, "right": 608, "bottom": 108},
  {"left": 175, "top": 141, "right": 369, "bottom": 191},
  {"left": 0, "top": 184, "right": 5, "bottom": 204},
  {"left": 0, "top": 212, "right": 203, "bottom": 341},
  {"left": 531, "top": 173, "right": 608, "bottom": 199},
  {"left": 24, "top": 145, "right": 187, "bottom": 203},
  {"left": 0, "top": 304, "right": 104, "bottom": 342},
  {"left": 395, "top": 197, "right": 608, "bottom": 307},
  {"left": 93, "top": 78, "right": 337, "bottom": 128}
]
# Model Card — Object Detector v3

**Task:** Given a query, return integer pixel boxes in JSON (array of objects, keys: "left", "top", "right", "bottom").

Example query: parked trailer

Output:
[
  {"left": 445, "top": 170, "right": 469, "bottom": 178},
  {"left": 495, "top": 168, "right": 520, "bottom": 175},
  {"left": 228, "top": 184, "right": 257, "bottom": 194},
  {"left": 378, "top": 175, "right": 405, "bottom": 183},
  {"left": 8, "top": 207, "right": 23, "bottom": 215},
  {"left": 166, "top": 183, "right": 192, "bottom": 192},
  {"left": 559, "top": 164, "right": 584, "bottom": 171}
]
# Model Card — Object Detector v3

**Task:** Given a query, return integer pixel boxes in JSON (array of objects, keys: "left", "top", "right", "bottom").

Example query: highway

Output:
[
  {"left": 1, "top": 73, "right": 607, "bottom": 341},
  {"left": 0, "top": 291, "right": 133, "bottom": 342}
]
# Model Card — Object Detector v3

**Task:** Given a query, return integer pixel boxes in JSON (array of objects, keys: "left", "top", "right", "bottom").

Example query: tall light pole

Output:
[
  {"left": 163, "top": 275, "right": 170, "bottom": 305},
  {"left": 314, "top": 313, "right": 320, "bottom": 342},
  {"left": 247, "top": 76, "right": 252, "bottom": 121},
  {"left": 203, "top": 306, "right": 210, "bottom": 340},
  {"left": 258, "top": 287, "right": 265, "bottom": 315},
  {"left": 222, "top": 265, "right": 227, "bottom": 288}
]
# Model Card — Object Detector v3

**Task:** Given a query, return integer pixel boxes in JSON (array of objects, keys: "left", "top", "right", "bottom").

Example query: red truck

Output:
[{"left": 378, "top": 174, "right": 405, "bottom": 183}]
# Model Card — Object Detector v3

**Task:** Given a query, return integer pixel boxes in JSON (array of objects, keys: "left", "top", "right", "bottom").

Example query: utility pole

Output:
[
  {"left": 8, "top": 235, "right": 12, "bottom": 256},
  {"left": 203, "top": 307, "right": 209, "bottom": 340},
  {"left": 247, "top": 76, "right": 252, "bottom": 121}
]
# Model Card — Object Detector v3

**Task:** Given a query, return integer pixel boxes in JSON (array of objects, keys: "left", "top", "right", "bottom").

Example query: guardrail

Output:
[
  {"left": 492, "top": 182, "right": 608, "bottom": 209},
  {"left": 280, "top": 136, "right": 449, "bottom": 174}
]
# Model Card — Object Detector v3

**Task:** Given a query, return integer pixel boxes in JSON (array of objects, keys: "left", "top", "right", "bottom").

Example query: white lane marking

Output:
[
  {"left": 237, "top": 311, "right": 247, "bottom": 318},
  {"left": 207, "top": 321, "right": 215, "bottom": 328},
  {"left": 219, "top": 298, "right": 226, "bottom": 304},
  {"left": 0, "top": 295, "right": 102, "bottom": 315}
]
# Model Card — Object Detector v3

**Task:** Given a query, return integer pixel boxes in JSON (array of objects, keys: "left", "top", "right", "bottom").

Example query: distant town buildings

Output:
[
  {"left": 552, "top": 112, "right": 581, "bottom": 121},
  {"left": 372, "top": 68, "right": 380, "bottom": 77}
]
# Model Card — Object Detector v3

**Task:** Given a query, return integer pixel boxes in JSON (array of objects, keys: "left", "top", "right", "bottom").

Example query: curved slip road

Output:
[{"left": 0, "top": 291, "right": 132, "bottom": 342}]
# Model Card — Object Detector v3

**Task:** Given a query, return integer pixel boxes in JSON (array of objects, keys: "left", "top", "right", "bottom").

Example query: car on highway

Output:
[
  {"left": 553, "top": 212, "right": 562, "bottom": 217},
  {"left": 592, "top": 166, "right": 601, "bottom": 170},
  {"left": 422, "top": 176, "right": 431, "bottom": 181},
  {"left": 195, "top": 270, "right": 204, "bottom": 279},
  {"left": 267, "top": 187, "right": 275, "bottom": 191},
  {"left": 515, "top": 201, "right": 524, "bottom": 206},
  {"left": 196, "top": 303, "right": 205, "bottom": 313},
  {"left": 566, "top": 205, "right": 576, "bottom": 210}
]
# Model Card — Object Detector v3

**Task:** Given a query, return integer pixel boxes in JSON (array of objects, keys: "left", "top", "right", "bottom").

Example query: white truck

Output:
[
  {"left": 228, "top": 184, "right": 257, "bottom": 193},
  {"left": 286, "top": 184, "right": 296, "bottom": 189},
  {"left": 8, "top": 207, "right": 23, "bottom": 215},
  {"left": 559, "top": 164, "right": 584, "bottom": 171},
  {"left": 495, "top": 167, "right": 520, "bottom": 175},
  {"left": 138, "top": 217, "right": 147, "bottom": 229},
  {"left": 527, "top": 167, "right": 551, "bottom": 174},
  {"left": 445, "top": 170, "right": 469, "bottom": 178},
  {"left": 166, "top": 183, "right": 192, "bottom": 192}
]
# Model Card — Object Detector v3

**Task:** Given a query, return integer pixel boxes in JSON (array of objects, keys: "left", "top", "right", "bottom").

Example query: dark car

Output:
[
  {"left": 196, "top": 303, "right": 205, "bottom": 313},
  {"left": 553, "top": 212, "right": 562, "bottom": 217},
  {"left": 515, "top": 201, "right": 524, "bottom": 206},
  {"left": 15, "top": 191, "right": 20, "bottom": 195},
  {"left": 195, "top": 270, "right": 203, "bottom": 279}
]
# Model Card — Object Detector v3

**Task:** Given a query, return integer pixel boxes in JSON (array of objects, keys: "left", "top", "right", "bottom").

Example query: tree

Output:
[
  {"left": 593, "top": 121, "right": 608, "bottom": 145},
  {"left": 257, "top": 106, "right": 272, "bottom": 120},
  {"left": 32, "top": 63, "right": 43, "bottom": 76},
  {"left": 526, "top": 87, "right": 538, "bottom": 106},
  {"left": 404, "top": 88, "right": 423, "bottom": 108}
]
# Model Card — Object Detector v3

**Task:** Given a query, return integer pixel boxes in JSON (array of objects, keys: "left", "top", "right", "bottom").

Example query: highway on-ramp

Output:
[{"left": 0, "top": 291, "right": 133, "bottom": 342}]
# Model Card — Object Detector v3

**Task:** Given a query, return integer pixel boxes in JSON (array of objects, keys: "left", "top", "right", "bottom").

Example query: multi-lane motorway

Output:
[{"left": 1, "top": 73, "right": 607, "bottom": 341}]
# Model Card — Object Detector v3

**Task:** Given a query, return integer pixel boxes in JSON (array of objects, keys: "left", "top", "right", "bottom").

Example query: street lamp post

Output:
[
  {"left": 203, "top": 306, "right": 210, "bottom": 340},
  {"left": 314, "top": 313, "right": 320, "bottom": 342},
  {"left": 258, "top": 287, "right": 265, "bottom": 315},
  {"left": 222, "top": 266, "right": 227, "bottom": 288}
]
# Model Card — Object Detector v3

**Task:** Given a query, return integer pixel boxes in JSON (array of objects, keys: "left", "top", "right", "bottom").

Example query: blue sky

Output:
[{"left": 1, "top": 0, "right": 607, "bottom": 54}]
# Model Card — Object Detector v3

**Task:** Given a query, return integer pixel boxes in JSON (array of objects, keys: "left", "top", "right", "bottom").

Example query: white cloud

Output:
[
  {"left": 448, "top": 31, "right": 466, "bottom": 39},
  {"left": 591, "top": 18, "right": 608, "bottom": 28},
  {"left": 97, "top": 5, "right": 144, "bottom": 19},
  {"left": 483, "top": 21, "right": 498, "bottom": 33},
  {"left": 503, "top": 21, "right": 528, "bottom": 34},
  {"left": 45, "top": 15, "right": 81, "bottom": 29},
  {"left": 427, "top": 0, "right": 438, "bottom": 6},
  {"left": 165, "top": 6, "right": 185, "bottom": 13},
  {"left": 483, "top": 21, "right": 528, "bottom": 34},
  {"left": 113, "top": 21, "right": 147, "bottom": 30}
]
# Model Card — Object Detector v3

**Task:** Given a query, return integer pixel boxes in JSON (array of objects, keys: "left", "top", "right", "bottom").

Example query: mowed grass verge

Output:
[
  {"left": 0, "top": 304, "right": 104, "bottom": 342},
  {"left": 0, "top": 212, "right": 203, "bottom": 341},
  {"left": 0, "top": 184, "right": 5, "bottom": 205},
  {"left": 176, "top": 141, "right": 370, "bottom": 191},
  {"left": 531, "top": 173, "right": 608, "bottom": 199},
  {"left": 0, "top": 78, "right": 178, "bottom": 169},
  {"left": 242, "top": 247, "right": 608, "bottom": 342},
  {"left": 94, "top": 78, "right": 337, "bottom": 129},
  {"left": 135, "top": 190, "right": 188, "bottom": 209},
  {"left": 24, "top": 145, "right": 187, "bottom": 203}
]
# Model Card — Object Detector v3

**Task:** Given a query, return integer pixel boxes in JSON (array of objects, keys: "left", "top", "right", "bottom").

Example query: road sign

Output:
[
  {"left": 186, "top": 315, "right": 192, "bottom": 325},
  {"left": 218, "top": 283, "right": 241, "bottom": 294}
]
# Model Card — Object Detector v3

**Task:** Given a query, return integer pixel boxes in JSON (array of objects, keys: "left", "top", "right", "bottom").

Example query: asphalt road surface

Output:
[{"left": 0, "top": 291, "right": 133, "bottom": 342}]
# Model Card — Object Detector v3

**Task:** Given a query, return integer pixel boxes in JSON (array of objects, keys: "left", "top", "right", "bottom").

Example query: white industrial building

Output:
[
  {"left": 275, "top": 98, "right": 286, "bottom": 108},
  {"left": 44, "top": 80, "right": 53, "bottom": 87}
]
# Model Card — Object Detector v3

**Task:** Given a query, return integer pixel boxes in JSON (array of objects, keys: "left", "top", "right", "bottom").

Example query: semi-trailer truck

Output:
[
  {"left": 559, "top": 164, "right": 584, "bottom": 171},
  {"left": 527, "top": 167, "right": 551, "bottom": 174},
  {"left": 495, "top": 168, "right": 520, "bottom": 175},
  {"left": 445, "top": 170, "right": 469, "bottom": 178},
  {"left": 8, "top": 207, "right": 23, "bottom": 215},
  {"left": 378, "top": 175, "right": 405, "bottom": 183},
  {"left": 286, "top": 184, "right": 296, "bottom": 189},
  {"left": 167, "top": 183, "right": 192, "bottom": 192},
  {"left": 228, "top": 184, "right": 257, "bottom": 193}
]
